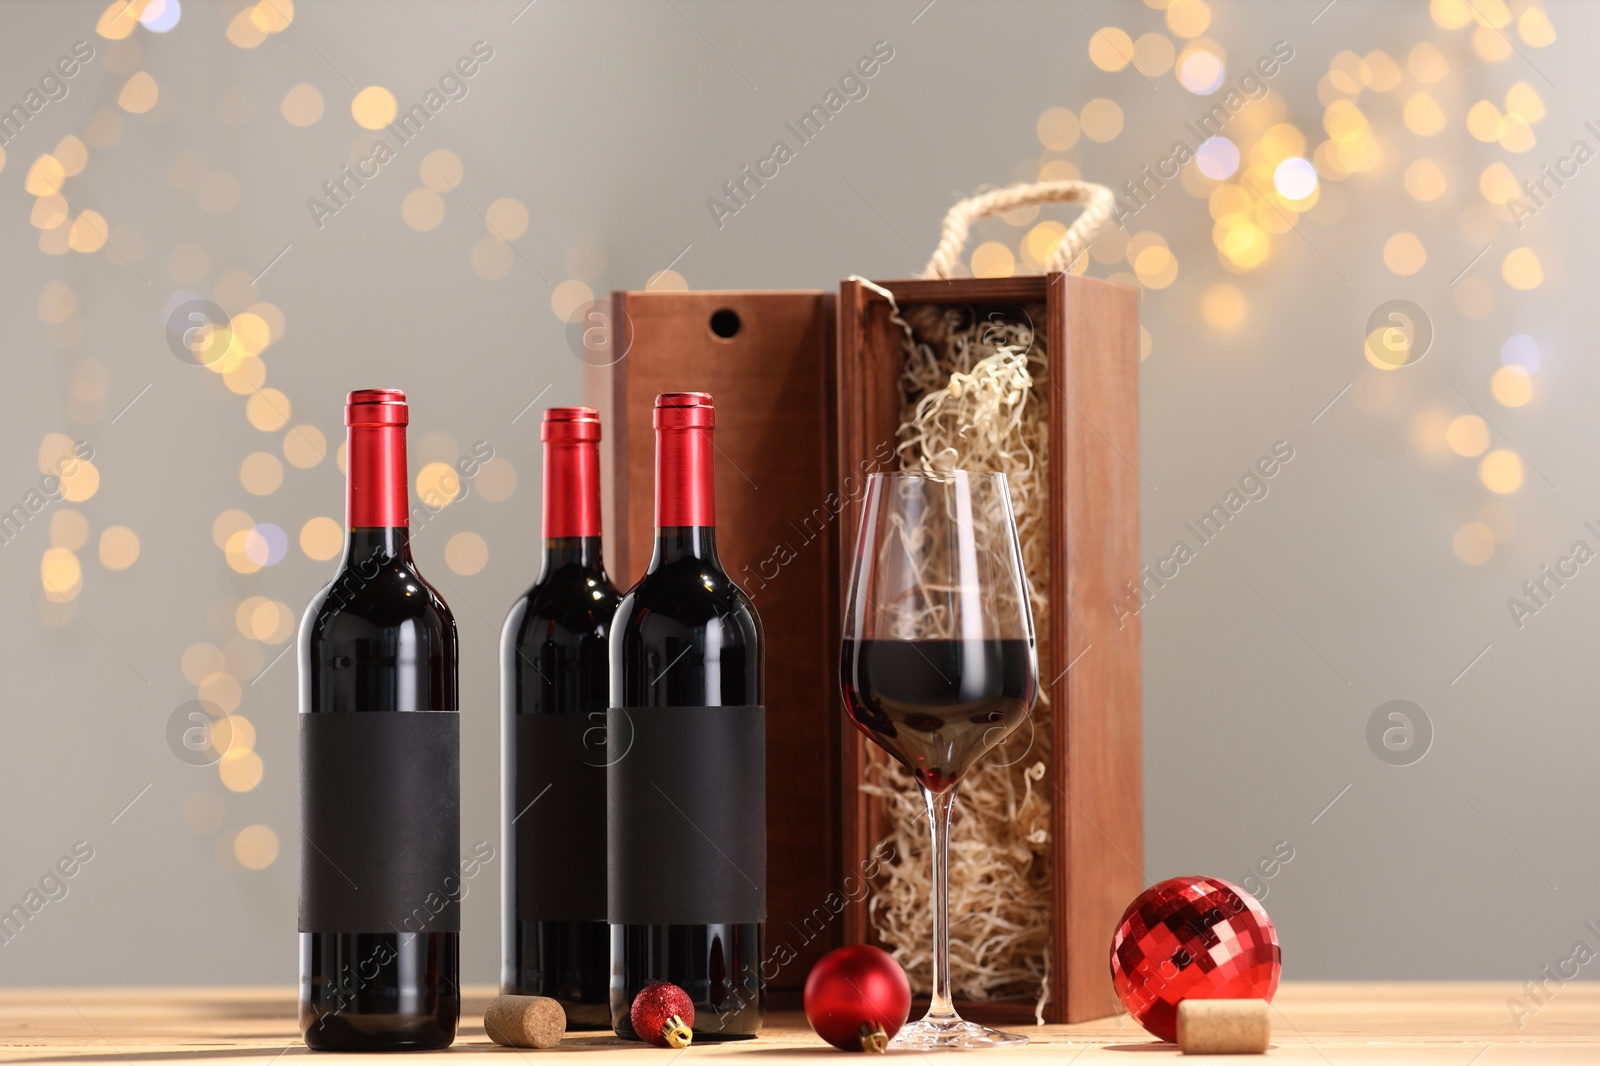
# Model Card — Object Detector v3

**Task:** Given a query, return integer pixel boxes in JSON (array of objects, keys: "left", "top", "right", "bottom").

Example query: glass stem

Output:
[{"left": 923, "top": 784, "right": 959, "bottom": 1022}]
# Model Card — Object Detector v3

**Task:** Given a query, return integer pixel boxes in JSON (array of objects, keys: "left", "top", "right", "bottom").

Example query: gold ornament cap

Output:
[{"left": 662, "top": 1015, "right": 693, "bottom": 1049}]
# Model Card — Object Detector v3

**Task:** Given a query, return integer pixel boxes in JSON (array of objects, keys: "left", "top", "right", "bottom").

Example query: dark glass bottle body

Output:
[
  {"left": 610, "top": 531, "right": 765, "bottom": 1038},
  {"left": 502, "top": 533, "right": 619, "bottom": 1027},
  {"left": 298, "top": 527, "right": 460, "bottom": 1050},
  {"left": 298, "top": 391, "right": 459, "bottom": 1052}
]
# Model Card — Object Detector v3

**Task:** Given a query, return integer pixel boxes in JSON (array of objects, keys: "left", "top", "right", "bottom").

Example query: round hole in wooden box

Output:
[{"left": 709, "top": 308, "right": 741, "bottom": 340}]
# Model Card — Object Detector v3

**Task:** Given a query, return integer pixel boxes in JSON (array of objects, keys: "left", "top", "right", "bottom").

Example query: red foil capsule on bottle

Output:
[
  {"left": 542, "top": 406, "right": 603, "bottom": 538},
  {"left": 345, "top": 388, "right": 410, "bottom": 529},
  {"left": 653, "top": 392, "right": 716, "bottom": 529}
]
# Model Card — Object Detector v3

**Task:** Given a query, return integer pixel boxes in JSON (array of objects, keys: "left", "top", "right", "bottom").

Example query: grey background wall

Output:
[{"left": 0, "top": 0, "right": 1592, "bottom": 987}]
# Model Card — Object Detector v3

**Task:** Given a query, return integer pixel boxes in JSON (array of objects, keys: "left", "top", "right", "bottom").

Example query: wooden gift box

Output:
[
  {"left": 837, "top": 274, "right": 1141, "bottom": 1023},
  {"left": 590, "top": 275, "right": 1141, "bottom": 1022}
]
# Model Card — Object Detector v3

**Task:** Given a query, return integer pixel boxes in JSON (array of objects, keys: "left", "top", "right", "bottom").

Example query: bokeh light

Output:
[
  {"left": 300, "top": 516, "right": 343, "bottom": 561},
  {"left": 1501, "top": 334, "right": 1540, "bottom": 372},
  {"left": 1195, "top": 137, "right": 1239, "bottom": 180},
  {"left": 1445, "top": 415, "right": 1489, "bottom": 457},
  {"left": 98, "top": 526, "right": 140, "bottom": 570},
  {"left": 416, "top": 462, "right": 462, "bottom": 508},
  {"left": 445, "top": 532, "right": 489, "bottom": 576},
  {"left": 234, "top": 825, "right": 280, "bottom": 870},
  {"left": 1479, "top": 450, "right": 1524, "bottom": 493},
  {"left": 280, "top": 83, "right": 324, "bottom": 126},
  {"left": 1453, "top": 521, "right": 1495, "bottom": 565},
  {"left": 239, "top": 452, "right": 284, "bottom": 495},
  {"left": 1490, "top": 366, "right": 1532, "bottom": 407},
  {"left": 351, "top": 86, "right": 397, "bottom": 130}
]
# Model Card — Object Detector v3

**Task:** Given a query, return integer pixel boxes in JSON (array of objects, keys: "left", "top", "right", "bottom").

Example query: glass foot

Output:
[{"left": 890, "top": 1014, "right": 1029, "bottom": 1051}]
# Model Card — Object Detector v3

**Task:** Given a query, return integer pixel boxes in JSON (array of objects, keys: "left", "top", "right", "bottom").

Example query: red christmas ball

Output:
[
  {"left": 1109, "top": 876, "right": 1281, "bottom": 1043},
  {"left": 630, "top": 982, "right": 695, "bottom": 1048},
  {"left": 804, "top": 945, "right": 912, "bottom": 1052}
]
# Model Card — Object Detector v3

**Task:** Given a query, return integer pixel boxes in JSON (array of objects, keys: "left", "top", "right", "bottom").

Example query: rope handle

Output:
[{"left": 919, "top": 180, "right": 1117, "bottom": 280}]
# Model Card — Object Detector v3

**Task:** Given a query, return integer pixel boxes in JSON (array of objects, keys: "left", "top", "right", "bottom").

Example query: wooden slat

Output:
[{"left": 1052, "top": 273, "right": 1143, "bottom": 1022}]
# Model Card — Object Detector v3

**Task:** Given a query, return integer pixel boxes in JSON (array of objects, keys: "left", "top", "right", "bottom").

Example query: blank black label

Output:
[
  {"left": 299, "top": 712, "right": 460, "bottom": 934},
  {"left": 514, "top": 713, "right": 607, "bottom": 921},
  {"left": 607, "top": 706, "right": 766, "bottom": 926}
]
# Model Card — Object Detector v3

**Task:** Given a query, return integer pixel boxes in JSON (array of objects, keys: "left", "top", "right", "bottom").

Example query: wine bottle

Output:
[
  {"left": 608, "top": 392, "right": 766, "bottom": 1041},
  {"left": 298, "top": 388, "right": 460, "bottom": 1051},
  {"left": 501, "top": 406, "right": 620, "bottom": 1028}
]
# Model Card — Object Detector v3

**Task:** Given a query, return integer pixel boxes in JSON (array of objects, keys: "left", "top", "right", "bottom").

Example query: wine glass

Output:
[{"left": 840, "top": 470, "right": 1039, "bottom": 1050}]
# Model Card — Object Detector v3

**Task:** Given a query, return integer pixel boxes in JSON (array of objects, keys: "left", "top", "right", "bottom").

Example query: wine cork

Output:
[
  {"left": 1176, "top": 999, "right": 1270, "bottom": 1055},
  {"left": 484, "top": 995, "right": 567, "bottom": 1049}
]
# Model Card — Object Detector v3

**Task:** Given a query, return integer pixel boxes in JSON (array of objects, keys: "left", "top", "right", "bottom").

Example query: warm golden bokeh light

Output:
[
  {"left": 239, "top": 451, "right": 284, "bottom": 495},
  {"left": 486, "top": 197, "right": 530, "bottom": 240},
  {"left": 280, "top": 83, "right": 324, "bottom": 126},
  {"left": 416, "top": 462, "right": 462, "bottom": 508},
  {"left": 98, "top": 526, "right": 140, "bottom": 570},
  {"left": 234, "top": 825, "right": 280, "bottom": 870},
  {"left": 1407, "top": 408, "right": 1450, "bottom": 456},
  {"left": 1089, "top": 27, "right": 1134, "bottom": 71},
  {"left": 401, "top": 188, "right": 445, "bottom": 231},
  {"left": 351, "top": 86, "right": 398, "bottom": 130},
  {"left": 118, "top": 71, "right": 159, "bottom": 114},
  {"left": 300, "top": 516, "right": 343, "bottom": 561},
  {"left": 1030, "top": 107, "right": 1081, "bottom": 150},
  {"left": 1382, "top": 232, "right": 1425, "bottom": 276},
  {"left": 1404, "top": 159, "right": 1447, "bottom": 201},
  {"left": 1501, "top": 247, "right": 1543, "bottom": 290},
  {"left": 970, "top": 242, "right": 1015, "bottom": 278},
  {"left": 470, "top": 237, "right": 513, "bottom": 280},
  {"left": 1490, "top": 365, "right": 1533, "bottom": 407},
  {"left": 1402, "top": 93, "right": 1446, "bottom": 136},
  {"left": 550, "top": 278, "right": 596, "bottom": 321},
  {"left": 475, "top": 458, "right": 518, "bottom": 502},
  {"left": 1445, "top": 415, "right": 1489, "bottom": 457},
  {"left": 41, "top": 548, "right": 82, "bottom": 602},
  {"left": 1079, "top": 98, "right": 1125, "bottom": 141},
  {"left": 283, "top": 425, "right": 327, "bottom": 469},
  {"left": 1133, "top": 246, "right": 1178, "bottom": 288},
  {"left": 1200, "top": 283, "right": 1247, "bottom": 330},
  {"left": 245, "top": 388, "right": 291, "bottom": 431},
  {"left": 1452, "top": 522, "right": 1494, "bottom": 565},
  {"left": 419, "top": 149, "right": 463, "bottom": 192},
  {"left": 1165, "top": 0, "right": 1211, "bottom": 38},
  {"left": 1132, "top": 32, "right": 1176, "bottom": 76},
  {"left": 183, "top": 642, "right": 225, "bottom": 686},
  {"left": 1479, "top": 449, "right": 1524, "bottom": 493},
  {"left": 219, "top": 749, "right": 264, "bottom": 792},
  {"left": 445, "top": 532, "right": 489, "bottom": 576}
]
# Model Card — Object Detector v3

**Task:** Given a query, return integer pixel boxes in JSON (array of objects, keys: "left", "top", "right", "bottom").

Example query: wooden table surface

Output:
[{"left": 2, "top": 984, "right": 1596, "bottom": 1063}]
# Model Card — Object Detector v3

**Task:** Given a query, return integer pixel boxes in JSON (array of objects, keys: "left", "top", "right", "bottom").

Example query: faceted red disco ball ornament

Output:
[{"left": 1109, "top": 876, "right": 1281, "bottom": 1043}]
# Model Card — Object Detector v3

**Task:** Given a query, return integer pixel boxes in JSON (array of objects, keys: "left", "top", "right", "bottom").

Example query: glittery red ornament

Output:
[
  {"left": 1110, "top": 876, "right": 1281, "bottom": 1044},
  {"left": 630, "top": 982, "right": 694, "bottom": 1048},
  {"left": 804, "top": 946, "right": 912, "bottom": 1052}
]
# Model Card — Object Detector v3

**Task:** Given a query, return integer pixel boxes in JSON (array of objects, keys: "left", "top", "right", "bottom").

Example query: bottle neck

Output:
[
  {"left": 345, "top": 423, "right": 410, "bottom": 562},
  {"left": 650, "top": 526, "right": 720, "bottom": 568},
  {"left": 539, "top": 535, "right": 605, "bottom": 579},
  {"left": 345, "top": 525, "right": 412, "bottom": 566},
  {"left": 655, "top": 425, "right": 715, "bottom": 528},
  {"left": 543, "top": 439, "right": 602, "bottom": 539},
  {"left": 651, "top": 423, "right": 717, "bottom": 570}
]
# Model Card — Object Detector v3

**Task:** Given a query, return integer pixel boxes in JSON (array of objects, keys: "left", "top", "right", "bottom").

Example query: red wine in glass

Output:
[{"left": 840, "top": 638, "right": 1035, "bottom": 793}]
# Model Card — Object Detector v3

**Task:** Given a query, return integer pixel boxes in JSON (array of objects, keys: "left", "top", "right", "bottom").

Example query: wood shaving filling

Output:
[{"left": 862, "top": 298, "right": 1054, "bottom": 1021}]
